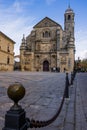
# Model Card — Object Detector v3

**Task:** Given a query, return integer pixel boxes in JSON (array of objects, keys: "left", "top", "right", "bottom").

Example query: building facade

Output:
[
  {"left": 0, "top": 31, "right": 15, "bottom": 71},
  {"left": 20, "top": 7, "right": 75, "bottom": 72}
]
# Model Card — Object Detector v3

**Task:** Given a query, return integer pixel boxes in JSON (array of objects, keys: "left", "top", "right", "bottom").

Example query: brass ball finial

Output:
[{"left": 7, "top": 83, "right": 25, "bottom": 110}]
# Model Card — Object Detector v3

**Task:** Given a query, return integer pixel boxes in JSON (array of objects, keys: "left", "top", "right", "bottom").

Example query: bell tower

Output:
[
  {"left": 64, "top": 5, "right": 75, "bottom": 38},
  {"left": 64, "top": 6, "right": 75, "bottom": 72}
]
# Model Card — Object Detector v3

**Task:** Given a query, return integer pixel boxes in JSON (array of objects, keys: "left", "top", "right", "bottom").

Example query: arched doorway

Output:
[{"left": 43, "top": 60, "right": 49, "bottom": 71}]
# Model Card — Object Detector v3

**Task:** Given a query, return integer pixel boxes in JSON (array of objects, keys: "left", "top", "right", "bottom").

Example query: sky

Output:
[{"left": 0, "top": 0, "right": 87, "bottom": 60}]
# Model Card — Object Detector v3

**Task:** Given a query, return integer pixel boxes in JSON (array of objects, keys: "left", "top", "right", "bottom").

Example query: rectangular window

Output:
[{"left": 7, "top": 57, "right": 10, "bottom": 64}]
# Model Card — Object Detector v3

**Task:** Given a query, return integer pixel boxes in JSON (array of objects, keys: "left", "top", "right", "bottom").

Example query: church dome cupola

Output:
[{"left": 65, "top": 5, "right": 74, "bottom": 14}]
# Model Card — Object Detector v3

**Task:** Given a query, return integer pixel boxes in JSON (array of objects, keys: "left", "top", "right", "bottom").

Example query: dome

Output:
[{"left": 65, "top": 6, "right": 74, "bottom": 14}]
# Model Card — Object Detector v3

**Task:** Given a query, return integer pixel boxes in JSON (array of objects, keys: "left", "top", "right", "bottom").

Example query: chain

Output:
[{"left": 26, "top": 72, "right": 76, "bottom": 128}]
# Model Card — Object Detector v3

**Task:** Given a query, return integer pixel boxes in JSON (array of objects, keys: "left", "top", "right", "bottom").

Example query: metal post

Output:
[
  {"left": 2, "top": 83, "right": 27, "bottom": 130},
  {"left": 73, "top": 70, "right": 76, "bottom": 80},
  {"left": 65, "top": 73, "right": 69, "bottom": 98},
  {"left": 71, "top": 72, "right": 73, "bottom": 85}
]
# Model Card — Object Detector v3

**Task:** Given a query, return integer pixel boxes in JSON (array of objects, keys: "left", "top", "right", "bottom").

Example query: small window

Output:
[
  {"left": 7, "top": 46, "right": 10, "bottom": 52},
  {"left": 45, "top": 31, "right": 49, "bottom": 37},
  {"left": 43, "top": 32, "right": 44, "bottom": 37},
  {"left": 43, "top": 31, "right": 50, "bottom": 38},
  {"left": 68, "top": 15, "right": 71, "bottom": 20},
  {"left": 65, "top": 16, "right": 66, "bottom": 22},
  {"left": 7, "top": 57, "right": 10, "bottom": 64}
]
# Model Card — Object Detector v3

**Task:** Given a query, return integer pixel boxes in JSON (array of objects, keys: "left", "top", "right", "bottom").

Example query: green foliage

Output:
[{"left": 75, "top": 59, "right": 87, "bottom": 72}]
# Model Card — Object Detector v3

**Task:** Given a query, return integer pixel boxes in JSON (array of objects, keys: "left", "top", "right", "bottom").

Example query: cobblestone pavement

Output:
[{"left": 0, "top": 72, "right": 67, "bottom": 130}]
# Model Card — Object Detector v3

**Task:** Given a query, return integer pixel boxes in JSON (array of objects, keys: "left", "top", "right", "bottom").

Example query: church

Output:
[{"left": 20, "top": 6, "right": 75, "bottom": 72}]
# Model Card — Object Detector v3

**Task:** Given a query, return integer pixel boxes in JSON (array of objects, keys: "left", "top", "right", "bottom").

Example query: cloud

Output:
[
  {"left": 0, "top": 0, "right": 36, "bottom": 55},
  {"left": 13, "top": 0, "right": 35, "bottom": 12},
  {"left": 1, "top": 15, "right": 35, "bottom": 54},
  {"left": 46, "top": 0, "right": 56, "bottom": 5},
  {"left": 75, "top": 29, "right": 87, "bottom": 60},
  {"left": 13, "top": 0, "right": 22, "bottom": 13},
  {"left": 77, "top": 50, "right": 87, "bottom": 60}
]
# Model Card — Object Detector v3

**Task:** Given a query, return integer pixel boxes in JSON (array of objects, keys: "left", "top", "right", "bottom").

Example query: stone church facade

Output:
[{"left": 20, "top": 7, "right": 75, "bottom": 72}]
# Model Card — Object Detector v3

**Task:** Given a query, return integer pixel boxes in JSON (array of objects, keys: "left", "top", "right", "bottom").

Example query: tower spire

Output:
[
  {"left": 68, "top": 0, "right": 70, "bottom": 8},
  {"left": 21, "top": 34, "right": 26, "bottom": 45}
]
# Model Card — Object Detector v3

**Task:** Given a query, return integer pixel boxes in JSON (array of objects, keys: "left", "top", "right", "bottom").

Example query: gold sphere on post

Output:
[{"left": 7, "top": 83, "right": 25, "bottom": 110}]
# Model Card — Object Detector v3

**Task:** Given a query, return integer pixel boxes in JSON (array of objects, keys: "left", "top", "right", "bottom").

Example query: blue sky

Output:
[{"left": 0, "top": 0, "right": 87, "bottom": 60}]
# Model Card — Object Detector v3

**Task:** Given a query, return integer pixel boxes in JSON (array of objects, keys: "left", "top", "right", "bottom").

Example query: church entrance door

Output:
[{"left": 43, "top": 60, "right": 49, "bottom": 71}]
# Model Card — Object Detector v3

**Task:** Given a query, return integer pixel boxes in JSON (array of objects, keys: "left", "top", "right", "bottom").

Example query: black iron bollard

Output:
[
  {"left": 71, "top": 72, "right": 74, "bottom": 85},
  {"left": 65, "top": 73, "right": 69, "bottom": 99},
  {"left": 71, "top": 70, "right": 76, "bottom": 85},
  {"left": 73, "top": 70, "right": 76, "bottom": 80},
  {"left": 2, "top": 83, "right": 28, "bottom": 130}
]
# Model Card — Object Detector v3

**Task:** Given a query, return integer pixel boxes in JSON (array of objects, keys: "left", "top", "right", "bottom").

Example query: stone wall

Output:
[{"left": 0, "top": 32, "right": 15, "bottom": 71}]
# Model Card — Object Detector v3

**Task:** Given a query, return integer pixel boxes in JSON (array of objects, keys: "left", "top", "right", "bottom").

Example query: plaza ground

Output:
[{"left": 0, "top": 72, "right": 87, "bottom": 130}]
